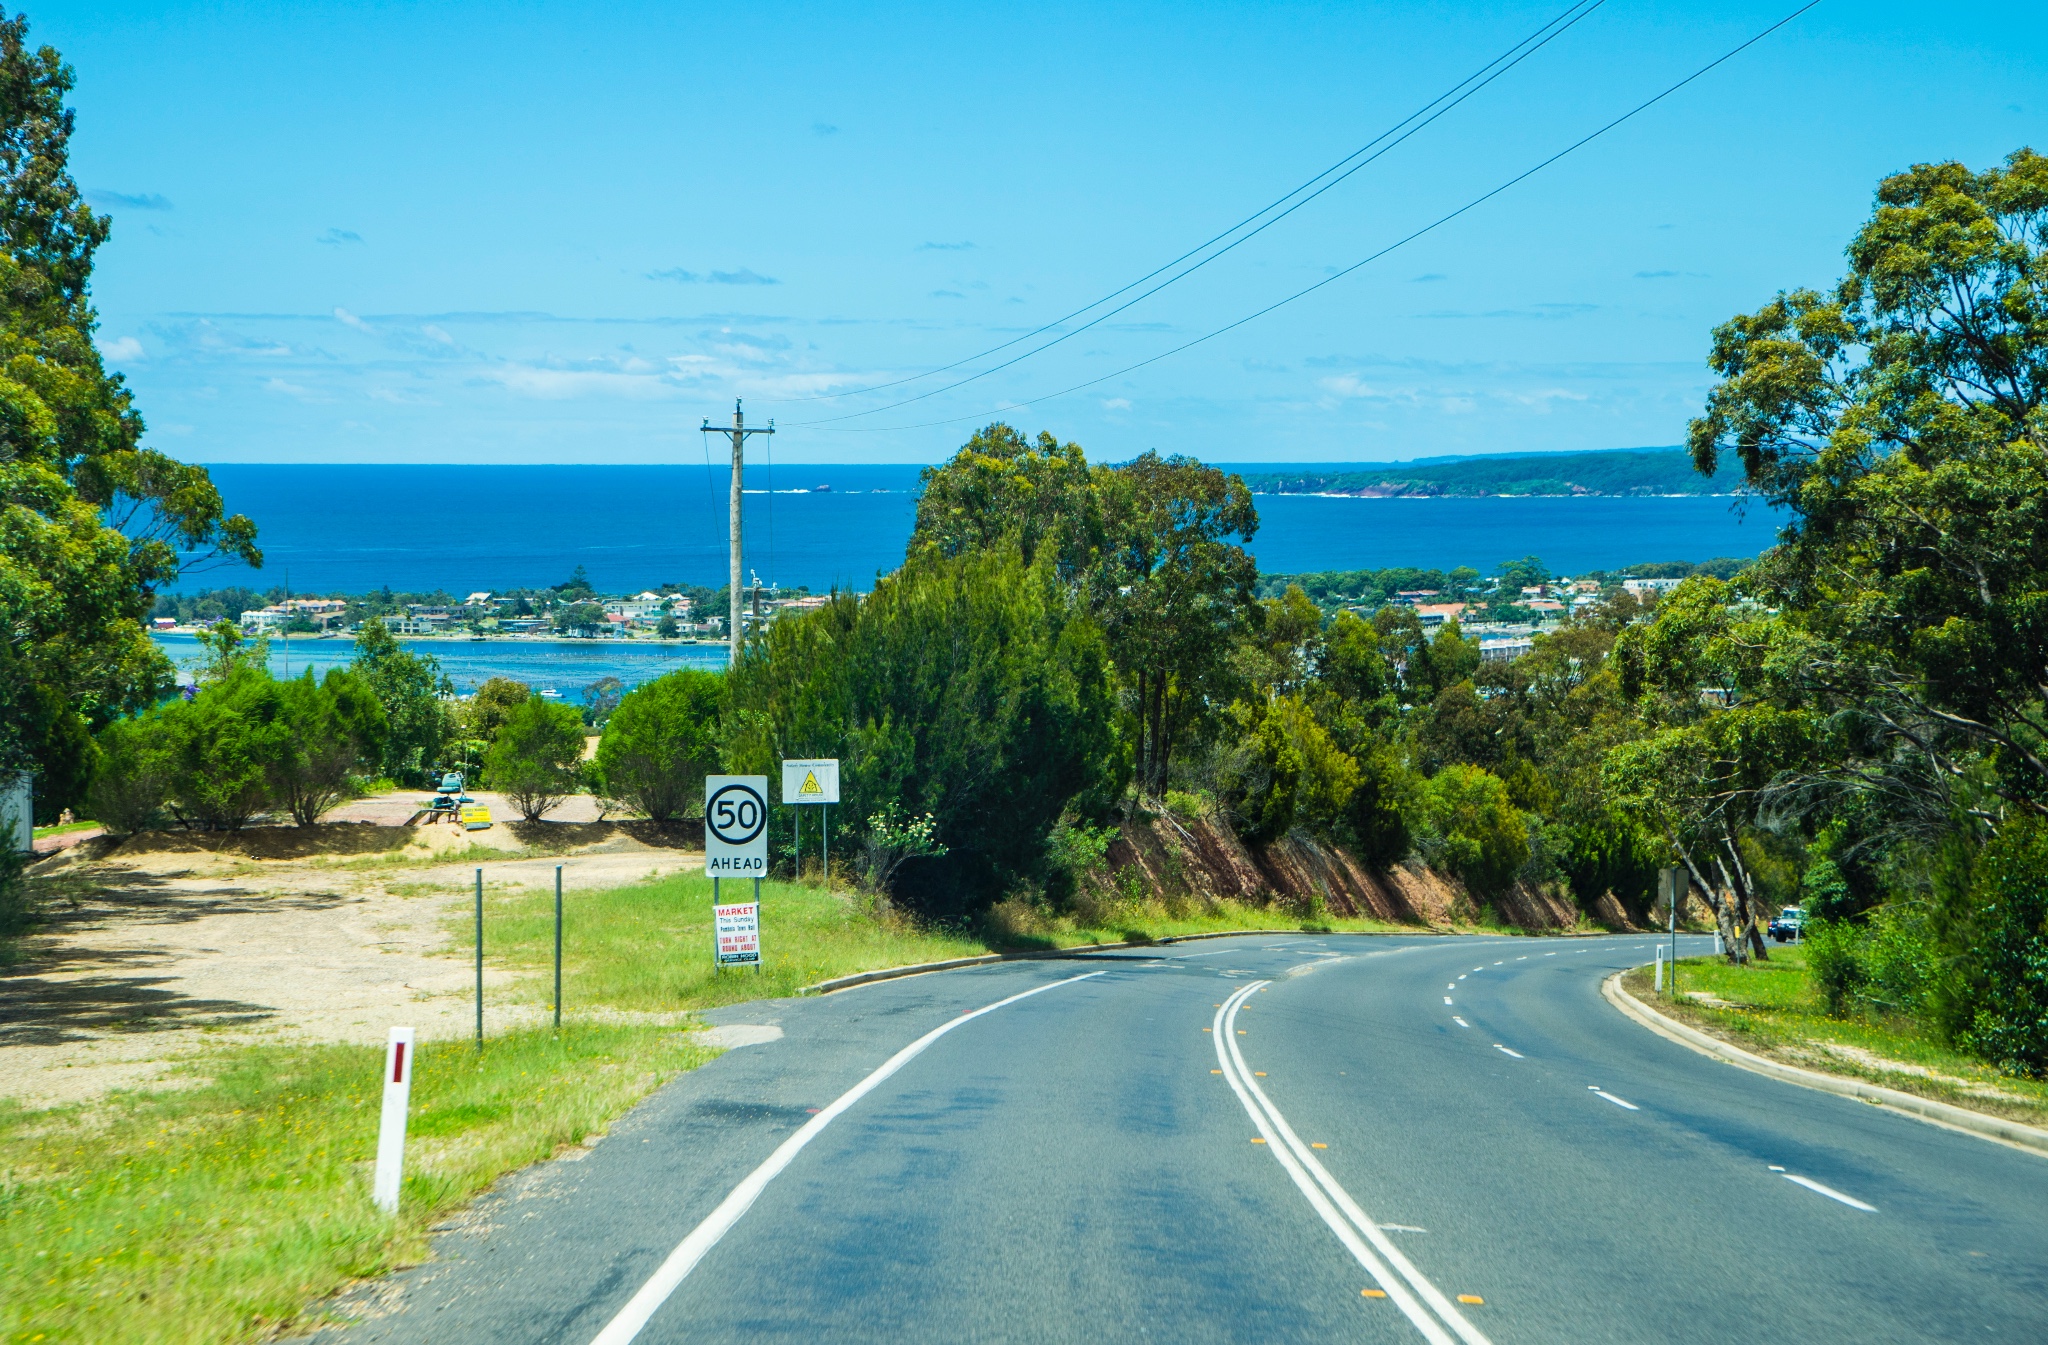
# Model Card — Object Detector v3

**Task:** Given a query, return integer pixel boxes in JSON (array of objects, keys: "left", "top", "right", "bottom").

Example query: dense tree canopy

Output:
[{"left": 0, "top": 13, "right": 255, "bottom": 819}]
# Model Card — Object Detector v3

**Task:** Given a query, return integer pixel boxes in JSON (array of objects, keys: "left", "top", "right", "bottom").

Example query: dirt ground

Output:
[{"left": 1, "top": 803, "right": 704, "bottom": 1109}]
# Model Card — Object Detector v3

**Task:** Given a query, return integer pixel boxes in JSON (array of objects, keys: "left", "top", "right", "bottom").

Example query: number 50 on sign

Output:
[{"left": 703, "top": 775, "right": 768, "bottom": 876}]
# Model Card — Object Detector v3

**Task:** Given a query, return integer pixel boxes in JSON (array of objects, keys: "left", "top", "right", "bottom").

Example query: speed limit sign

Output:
[{"left": 703, "top": 775, "right": 768, "bottom": 876}]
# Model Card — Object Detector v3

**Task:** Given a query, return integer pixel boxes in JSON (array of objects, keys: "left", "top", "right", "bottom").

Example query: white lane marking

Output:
[
  {"left": 1447, "top": 983, "right": 1457, "bottom": 990},
  {"left": 1493, "top": 1045, "right": 1523, "bottom": 1059},
  {"left": 1457, "top": 975, "right": 1467, "bottom": 981},
  {"left": 1381, "top": 1224, "right": 1429, "bottom": 1233},
  {"left": 1591, "top": 1089, "right": 1639, "bottom": 1111},
  {"left": 1516, "top": 957, "right": 1527, "bottom": 961},
  {"left": 1544, "top": 953, "right": 1557, "bottom": 957},
  {"left": 1768, "top": 1165, "right": 1785, "bottom": 1171},
  {"left": 1217, "top": 984, "right": 1490, "bottom": 1345},
  {"left": 1783, "top": 1174, "right": 1877, "bottom": 1211},
  {"left": 1443, "top": 997, "right": 1454, "bottom": 1005},
  {"left": 1452, "top": 1017, "right": 1470, "bottom": 1028},
  {"left": 585, "top": 971, "right": 1107, "bottom": 1345},
  {"left": 1493, "top": 961, "right": 1503, "bottom": 966}
]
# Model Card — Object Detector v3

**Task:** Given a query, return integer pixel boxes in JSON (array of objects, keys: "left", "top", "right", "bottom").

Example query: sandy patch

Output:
[{"left": 1, "top": 818, "right": 702, "bottom": 1109}]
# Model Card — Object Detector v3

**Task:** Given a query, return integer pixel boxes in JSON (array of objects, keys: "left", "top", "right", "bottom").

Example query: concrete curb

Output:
[
  {"left": 797, "top": 927, "right": 1442, "bottom": 996},
  {"left": 1602, "top": 969, "right": 2048, "bottom": 1160}
]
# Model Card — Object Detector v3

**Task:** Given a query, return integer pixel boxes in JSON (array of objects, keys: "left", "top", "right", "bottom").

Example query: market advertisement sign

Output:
[
  {"left": 704, "top": 775, "right": 769, "bottom": 876},
  {"left": 714, "top": 901, "right": 761, "bottom": 966},
  {"left": 780, "top": 758, "right": 840, "bottom": 804}
]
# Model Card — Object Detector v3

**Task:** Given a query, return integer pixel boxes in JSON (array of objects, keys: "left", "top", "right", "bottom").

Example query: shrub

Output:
[
  {"left": 158, "top": 671, "right": 290, "bottom": 831},
  {"left": 87, "top": 716, "right": 171, "bottom": 835},
  {"left": 1415, "top": 764, "right": 1529, "bottom": 898},
  {"left": 1224, "top": 696, "right": 1360, "bottom": 843},
  {"left": 1959, "top": 819, "right": 2048, "bottom": 1076},
  {"left": 486, "top": 695, "right": 587, "bottom": 821},
  {"left": 1804, "top": 918, "right": 1867, "bottom": 1017},
  {"left": 725, "top": 548, "right": 1122, "bottom": 917},
  {"left": 1344, "top": 744, "right": 1417, "bottom": 869},
  {"left": 593, "top": 669, "right": 724, "bottom": 825},
  {"left": 267, "top": 669, "right": 387, "bottom": 826},
  {"left": 859, "top": 804, "right": 947, "bottom": 895}
]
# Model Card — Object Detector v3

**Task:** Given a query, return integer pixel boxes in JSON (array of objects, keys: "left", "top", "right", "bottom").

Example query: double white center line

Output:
[{"left": 1214, "top": 982, "right": 1490, "bottom": 1345}]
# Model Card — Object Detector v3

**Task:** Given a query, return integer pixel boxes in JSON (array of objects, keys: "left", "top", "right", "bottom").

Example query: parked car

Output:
[{"left": 1768, "top": 906, "right": 1805, "bottom": 942}]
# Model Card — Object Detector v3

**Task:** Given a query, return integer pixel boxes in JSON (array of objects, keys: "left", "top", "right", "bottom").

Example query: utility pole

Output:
[{"left": 701, "top": 400, "right": 773, "bottom": 670}]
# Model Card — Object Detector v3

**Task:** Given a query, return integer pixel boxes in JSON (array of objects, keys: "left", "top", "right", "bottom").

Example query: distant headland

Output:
[{"left": 1235, "top": 447, "right": 1744, "bottom": 499}]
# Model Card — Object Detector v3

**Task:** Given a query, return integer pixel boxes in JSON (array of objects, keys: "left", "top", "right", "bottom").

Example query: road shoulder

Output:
[{"left": 1602, "top": 969, "right": 2048, "bottom": 1159}]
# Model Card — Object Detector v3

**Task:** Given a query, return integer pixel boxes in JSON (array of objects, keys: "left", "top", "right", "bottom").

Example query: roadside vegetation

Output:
[
  {"left": 0, "top": 1025, "right": 713, "bottom": 1344},
  {"left": 1623, "top": 948, "right": 2048, "bottom": 1130},
  {"left": 474, "top": 870, "right": 1408, "bottom": 1015}
]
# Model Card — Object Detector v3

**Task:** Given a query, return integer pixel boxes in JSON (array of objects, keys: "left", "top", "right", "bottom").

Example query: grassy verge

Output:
[
  {"left": 0, "top": 1025, "right": 710, "bottom": 1344},
  {"left": 1621, "top": 947, "right": 2048, "bottom": 1128},
  {"left": 28, "top": 822, "right": 99, "bottom": 841},
  {"left": 470, "top": 872, "right": 1418, "bottom": 1015}
]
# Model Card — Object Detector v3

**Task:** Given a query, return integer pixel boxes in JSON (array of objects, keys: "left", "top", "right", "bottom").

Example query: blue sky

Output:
[{"left": 47, "top": 0, "right": 2047, "bottom": 465}]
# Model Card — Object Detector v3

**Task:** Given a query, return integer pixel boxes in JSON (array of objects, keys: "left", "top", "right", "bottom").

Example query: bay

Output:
[
  {"left": 151, "top": 631, "right": 729, "bottom": 702},
  {"left": 184, "top": 463, "right": 1787, "bottom": 597}
]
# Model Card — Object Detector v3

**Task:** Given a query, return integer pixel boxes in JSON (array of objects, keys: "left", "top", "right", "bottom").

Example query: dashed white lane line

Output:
[
  {"left": 1452, "top": 1017, "right": 1470, "bottom": 1028},
  {"left": 1216, "top": 983, "right": 1490, "bottom": 1345},
  {"left": 1493, "top": 1045, "right": 1524, "bottom": 1059},
  {"left": 1783, "top": 1174, "right": 1877, "bottom": 1211},
  {"left": 583, "top": 971, "right": 1108, "bottom": 1345},
  {"left": 1590, "top": 1088, "right": 1639, "bottom": 1111},
  {"left": 1444, "top": 997, "right": 1454, "bottom": 1006}
]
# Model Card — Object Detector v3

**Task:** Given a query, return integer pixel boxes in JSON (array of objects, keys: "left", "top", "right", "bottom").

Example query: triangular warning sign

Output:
[{"left": 799, "top": 770, "right": 823, "bottom": 796}]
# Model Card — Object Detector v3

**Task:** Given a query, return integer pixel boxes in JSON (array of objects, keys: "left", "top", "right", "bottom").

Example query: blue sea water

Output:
[
  {"left": 152, "top": 631, "right": 728, "bottom": 701},
  {"left": 187, "top": 463, "right": 1788, "bottom": 597}
]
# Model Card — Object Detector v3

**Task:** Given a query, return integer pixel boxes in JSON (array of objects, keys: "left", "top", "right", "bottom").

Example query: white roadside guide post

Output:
[
  {"left": 779, "top": 759, "right": 839, "bottom": 889},
  {"left": 704, "top": 775, "right": 768, "bottom": 971},
  {"left": 372, "top": 1026, "right": 416, "bottom": 1214}
]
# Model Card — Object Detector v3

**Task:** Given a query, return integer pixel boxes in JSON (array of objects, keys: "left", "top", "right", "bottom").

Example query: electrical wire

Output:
[
  {"left": 796, "top": 0, "right": 1825, "bottom": 437},
  {"left": 783, "top": 0, "right": 1606, "bottom": 410}
]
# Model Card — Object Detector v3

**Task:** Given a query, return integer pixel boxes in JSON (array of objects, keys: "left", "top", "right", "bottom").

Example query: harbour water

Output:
[{"left": 185, "top": 463, "right": 1787, "bottom": 596}]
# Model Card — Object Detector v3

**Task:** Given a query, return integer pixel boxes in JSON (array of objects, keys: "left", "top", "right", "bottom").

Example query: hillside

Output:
[{"left": 1239, "top": 447, "right": 1746, "bottom": 497}]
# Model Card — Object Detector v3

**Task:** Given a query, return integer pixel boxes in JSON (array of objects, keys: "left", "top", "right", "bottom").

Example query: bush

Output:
[
  {"left": 1414, "top": 764, "right": 1529, "bottom": 898},
  {"left": 352, "top": 619, "right": 450, "bottom": 785},
  {"left": 593, "top": 669, "right": 724, "bottom": 825},
  {"left": 267, "top": 669, "right": 386, "bottom": 825},
  {"left": 1222, "top": 696, "right": 1359, "bottom": 844},
  {"left": 725, "top": 548, "right": 1122, "bottom": 918},
  {"left": 0, "top": 846, "right": 29, "bottom": 937},
  {"left": 486, "top": 695, "right": 587, "bottom": 821},
  {"left": 87, "top": 716, "right": 170, "bottom": 836},
  {"left": 1344, "top": 744, "right": 1417, "bottom": 868},
  {"left": 1804, "top": 918, "right": 1867, "bottom": 1017},
  {"left": 158, "top": 671, "right": 290, "bottom": 831},
  {"left": 1959, "top": 819, "right": 2048, "bottom": 1076}
]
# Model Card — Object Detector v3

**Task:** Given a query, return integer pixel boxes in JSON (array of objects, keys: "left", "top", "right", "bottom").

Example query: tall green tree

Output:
[
  {"left": 593, "top": 669, "right": 723, "bottom": 825},
  {"left": 726, "top": 546, "right": 1121, "bottom": 913},
  {"left": 351, "top": 618, "right": 449, "bottom": 783},
  {"left": 1689, "top": 147, "right": 2048, "bottom": 826},
  {"left": 486, "top": 695, "right": 587, "bottom": 821},
  {"left": 0, "top": 14, "right": 257, "bottom": 820}
]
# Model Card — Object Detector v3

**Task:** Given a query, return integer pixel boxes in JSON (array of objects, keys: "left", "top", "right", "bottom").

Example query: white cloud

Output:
[
  {"left": 421, "top": 324, "right": 455, "bottom": 345},
  {"left": 1102, "top": 398, "right": 1131, "bottom": 411},
  {"left": 263, "top": 377, "right": 320, "bottom": 400},
  {"left": 101, "top": 335, "right": 145, "bottom": 361},
  {"left": 334, "top": 307, "right": 371, "bottom": 331}
]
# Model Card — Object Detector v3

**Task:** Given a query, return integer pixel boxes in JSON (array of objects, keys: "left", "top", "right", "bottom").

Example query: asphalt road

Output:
[{"left": 309, "top": 933, "right": 2048, "bottom": 1343}]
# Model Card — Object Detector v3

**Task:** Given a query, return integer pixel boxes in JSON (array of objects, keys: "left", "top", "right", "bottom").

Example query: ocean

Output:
[{"left": 184, "top": 463, "right": 1788, "bottom": 597}]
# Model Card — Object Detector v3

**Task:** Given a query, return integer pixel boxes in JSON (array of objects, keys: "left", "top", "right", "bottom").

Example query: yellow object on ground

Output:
[{"left": 461, "top": 805, "right": 492, "bottom": 830}]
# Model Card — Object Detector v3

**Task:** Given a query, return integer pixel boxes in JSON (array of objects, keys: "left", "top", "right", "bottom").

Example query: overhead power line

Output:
[
  {"left": 785, "top": 0, "right": 1606, "bottom": 411},
  {"left": 797, "top": 0, "right": 1826, "bottom": 438}
]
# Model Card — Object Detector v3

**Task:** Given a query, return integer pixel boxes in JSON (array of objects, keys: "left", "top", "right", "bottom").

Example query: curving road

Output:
[{"left": 311, "top": 934, "right": 2048, "bottom": 1343}]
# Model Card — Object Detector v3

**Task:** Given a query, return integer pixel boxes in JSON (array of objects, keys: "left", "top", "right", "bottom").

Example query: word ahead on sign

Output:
[
  {"left": 703, "top": 775, "right": 769, "bottom": 876},
  {"left": 780, "top": 758, "right": 840, "bottom": 805}
]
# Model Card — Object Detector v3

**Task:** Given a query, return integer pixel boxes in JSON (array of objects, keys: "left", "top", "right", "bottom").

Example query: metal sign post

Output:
[
  {"left": 553, "top": 865, "right": 563, "bottom": 1029},
  {"left": 474, "top": 868, "right": 484, "bottom": 1050},
  {"left": 706, "top": 775, "right": 768, "bottom": 969},
  {"left": 1659, "top": 867, "right": 1685, "bottom": 997},
  {"left": 780, "top": 759, "right": 840, "bottom": 888}
]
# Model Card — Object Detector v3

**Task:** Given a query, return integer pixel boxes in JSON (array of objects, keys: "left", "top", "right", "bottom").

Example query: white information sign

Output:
[
  {"left": 713, "top": 901, "right": 761, "bottom": 966},
  {"left": 780, "top": 758, "right": 840, "bottom": 804},
  {"left": 703, "top": 775, "right": 769, "bottom": 876}
]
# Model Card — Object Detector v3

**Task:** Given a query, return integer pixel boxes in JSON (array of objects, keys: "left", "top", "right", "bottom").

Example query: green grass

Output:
[
  {"left": 1623, "top": 946, "right": 2048, "bottom": 1127},
  {"left": 468, "top": 872, "right": 1416, "bottom": 1016},
  {"left": 0, "top": 1025, "right": 711, "bottom": 1344},
  {"left": 28, "top": 822, "right": 99, "bottom": 840}
]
